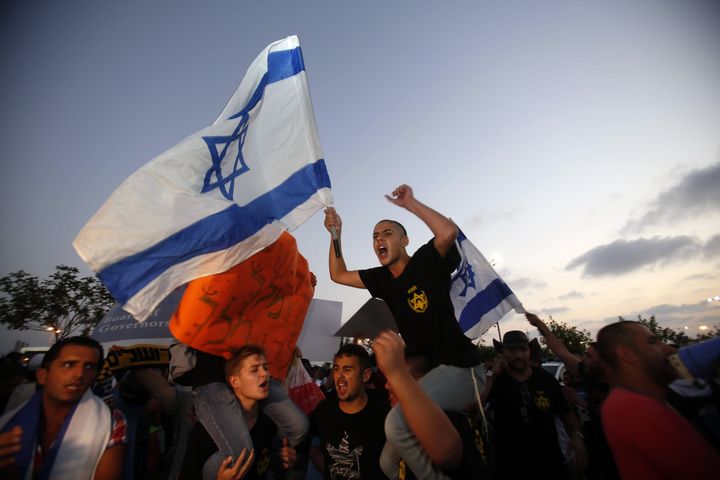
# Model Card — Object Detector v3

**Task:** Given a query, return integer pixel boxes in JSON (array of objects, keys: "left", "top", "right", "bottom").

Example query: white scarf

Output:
[{"left": 0, "top": 388, "right": 111, "bottom": 480}]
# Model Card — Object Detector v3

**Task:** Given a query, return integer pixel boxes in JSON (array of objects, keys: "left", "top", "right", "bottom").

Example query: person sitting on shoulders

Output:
[
  {"left": 324, "top": 184, "right": 484, "bottom": 479},
  {"left": 179, "top": 345, "right": 297, "bottom": 480}
]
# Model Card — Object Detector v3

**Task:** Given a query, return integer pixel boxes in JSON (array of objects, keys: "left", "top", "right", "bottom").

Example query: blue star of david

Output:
[
  {"left": 456, "top": 260, "right": 476, "bottom": 297},
  {"left": 201, "top": 112, "right": 251, "bottom": 200}
]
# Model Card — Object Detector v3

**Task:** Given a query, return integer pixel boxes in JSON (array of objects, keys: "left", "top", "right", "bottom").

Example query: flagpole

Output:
[{"left": 496, "top": 322, "right": 502, "bottom": 341}]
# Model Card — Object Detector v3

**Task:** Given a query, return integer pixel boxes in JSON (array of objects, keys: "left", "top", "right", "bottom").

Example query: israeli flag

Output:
[
  {"left": 450, "top": 229, "right": 524, "bottom": 339},
  {"left": 74, "top": 36, "right": 331, "bottom": 321}
]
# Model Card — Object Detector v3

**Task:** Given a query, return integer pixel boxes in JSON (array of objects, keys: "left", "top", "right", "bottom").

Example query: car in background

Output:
[
  {"left": 541, "top": 361, "right": 566, "bottom": 383},
  {"left": 19, "top": 346, "right": 49, "bottom": 369}
]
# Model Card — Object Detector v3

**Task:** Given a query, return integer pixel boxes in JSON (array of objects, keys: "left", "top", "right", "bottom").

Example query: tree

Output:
[
  {"left": 540, "top": 316, "right": 593, "bottom": 355},
  {"left": 477, "top": 344, "right": 497, "bottom": 361},
  {"left": 618, "top": 314, "right": 719, "bottom": 346},
  {"left": 0, "top": 265, "right": 114, "bottom": 340},
  {"left": 695, "top": 324, "right": 720, "bottom": 342},
  {"left": 635, "top": 315, "right": 690, "bottom": 346}
]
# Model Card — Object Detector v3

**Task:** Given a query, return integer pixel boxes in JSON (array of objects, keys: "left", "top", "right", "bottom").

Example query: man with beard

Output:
[
  {"left": 597, "top": 321, "right": 720, "bottom": 479},
  {"left": 526, "top": 313, "right": 618, "bottom": 480},
  {"left": 309, "top": 344, "right": 389, "bottom": 479},
  {"left": 487, "top": 330, "right": 585, "bottom": 480}
]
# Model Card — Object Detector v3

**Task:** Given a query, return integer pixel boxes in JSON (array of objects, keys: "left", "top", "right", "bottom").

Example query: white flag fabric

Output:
[
  {"left": 450, "top": 229, "right": 524, "bottom": 338},
  {"left": 74, "top": 35, "right": 331, "bottom": 321}
]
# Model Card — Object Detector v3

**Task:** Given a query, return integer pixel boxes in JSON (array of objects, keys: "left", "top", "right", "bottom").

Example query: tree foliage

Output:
[
  {"left": 541, "top": 316, "right": 593, "bottom": 354},
  {"left": 695, "top": 324, "right": 720, "bottom": 342},
  {"left": 619, "top": 314, "right": 719, "bottom": 346},
  {"left": 635, "top": 315, "right": 690, "bottom": 346},
  {"left": 0, "top": 265, "right": 114, "bottom": 340},
  {"left": 477, "top": 344, "right": 497, "bottom": 361}
]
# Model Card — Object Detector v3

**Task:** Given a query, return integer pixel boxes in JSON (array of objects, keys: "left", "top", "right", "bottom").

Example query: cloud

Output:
[
  {"left": 608, "top": 301, "right": 720, "bottom": 333},
  {"left": 684, "top": 272, "right": 717, "bottom": 281},
  {"left": 577, "top": 319, "right": 613, "bottom": 331},
  {"left": 465, "top": 207, "right": 520, "bottom": 229},
  {"left": 623, "top": 161, "right": 720, "bottom": 233},
  {"left": 697, "top": 315, "right": 720, "bottom": 324},
  {"left": 705, "top": 234, "right": 720, "bottom": 258},
  {"left": 539, "top": 306, "right": 570, "bottom": 316},
  {"left": 557, "top": 290, "right": 585, "bottom": 301},
  {"left": 495, "top": 269, "right": 547, "bottom": 291},
  {"left": 566, "top": 236, "right": 701, "bottom": 277},
  {"left": 638, "top": 301, "right": 713, "bottom": 316},
  {"left": 507, "top": 277, "right": 547, "bottom": 290}
]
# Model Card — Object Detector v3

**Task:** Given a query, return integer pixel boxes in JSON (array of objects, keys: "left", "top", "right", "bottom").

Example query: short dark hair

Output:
[
  {"left": 596, "top": 321, "right": 638, "bottom": 370},
  {"left": 225, "top": 344, "right": 266, "bottom": 381},
  {"left": 404, "top": 350, "right": 431, "bottom": 378},
  {"left": 334, "top": 344, "right": 371, "bottom": 372},
  {"left": 41, "top": 336, "right": 104, "bottom": 371},
  {"left": 0, "top": 355, "right": 32, "bottom": 383},
  {"left": 377, "top": 219, "right": 407, "bottom": 237}
]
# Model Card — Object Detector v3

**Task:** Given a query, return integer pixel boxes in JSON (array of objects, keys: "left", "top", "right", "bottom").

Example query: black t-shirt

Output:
[
  {"left": 576, "top": 362, "right": 619, "bottom": 479},
  {"left": 397, "top": 411, "right": 488, "bottom": 480},
  {"left": 176, "top": 350, "right": 226, "bottom": 389},
  {"left": 309, "top": 395, "right": 390, "bottom": 479},
  {"left": 178, "top": 411, "right": 277, "bottom": 480},
  {"left": 359, "top": 239, "right": 481, "bottom": 368},
  {"left": 488, "top": 366, "right": 570, "bottom": 479}
]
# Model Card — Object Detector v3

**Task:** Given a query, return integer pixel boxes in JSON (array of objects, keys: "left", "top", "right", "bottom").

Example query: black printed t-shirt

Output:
[
  {"left": 178, "top": 411, "right": 277, "bottom": 480},
  {"left": 488, "top": 366, "right": 570, "bottom": 479},
  {"left": 309, "top": 395, "right": 390, "bottom": 479},
  {"left": 397, "top": 411, "right": 488, "bottom": 480},
  {"left": 359, "top": 239, "right": 481, "bottom": 368}
]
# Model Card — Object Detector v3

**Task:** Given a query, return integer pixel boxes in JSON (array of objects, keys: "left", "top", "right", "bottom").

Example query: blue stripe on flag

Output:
[
  {"left": 267, "top": 47, "right": 305, "bottom": 83},
  {"left": 98, "top": 159, "right": 331, "bottom": 304},
  {"left": 457, "top": 229, "right": 468, "bottom": 243},
  {"left": 457, "top": 278, "right": 514, "bottom": 331},
  {"left": 228, "top": 47, "right": 305, "bottom": 121}
]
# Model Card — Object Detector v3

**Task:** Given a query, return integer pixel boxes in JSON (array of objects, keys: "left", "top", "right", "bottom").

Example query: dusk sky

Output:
[{"left": 1, "top": 0, "right": 719, "bottom": 354}]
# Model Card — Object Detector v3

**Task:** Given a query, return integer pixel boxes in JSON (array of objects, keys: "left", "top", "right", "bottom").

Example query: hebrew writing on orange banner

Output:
[{"left": 169, "top": 232, "right": 313, "bottom": 379}]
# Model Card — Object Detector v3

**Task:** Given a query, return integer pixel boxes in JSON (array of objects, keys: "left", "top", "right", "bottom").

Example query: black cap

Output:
[{"left": 493, "top": 330, "right": 530, "bottom": 351}]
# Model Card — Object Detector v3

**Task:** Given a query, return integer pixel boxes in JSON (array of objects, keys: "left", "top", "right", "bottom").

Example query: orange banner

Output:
[{"left": 169, "top": 232, "right": 313, "bottom": 379}]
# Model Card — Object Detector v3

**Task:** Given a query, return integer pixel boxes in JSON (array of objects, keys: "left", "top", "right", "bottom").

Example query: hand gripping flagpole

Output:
[
  {"left": 326, "top": 202, "right": 341, "bottom": 258},
  {"left": 330, "top": 225, "right": 342, "bottom": 258}
]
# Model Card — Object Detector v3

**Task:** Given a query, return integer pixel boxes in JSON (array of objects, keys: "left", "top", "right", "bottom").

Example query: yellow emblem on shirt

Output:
[
  {"left": 534, "top": 390, "right": 551, "bottom": 411},
  {"left": 256, "top": 446, "right": 271, "bottom": 475},
  {"left": 407, "top": 285, "right": 428, "bottom": 313}
]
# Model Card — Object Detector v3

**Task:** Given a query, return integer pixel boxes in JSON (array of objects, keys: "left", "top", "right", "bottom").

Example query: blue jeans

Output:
[
  {"left": 194, "top": 380, "right": 309, "bottom": 480},
  {"left": 379, "top": 363, "right": 485, "bottom": 479}
]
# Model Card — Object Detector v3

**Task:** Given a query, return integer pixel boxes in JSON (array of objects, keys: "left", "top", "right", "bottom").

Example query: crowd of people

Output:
[{"left": 1, "top": 184, "right": 719, "bottom": 479}]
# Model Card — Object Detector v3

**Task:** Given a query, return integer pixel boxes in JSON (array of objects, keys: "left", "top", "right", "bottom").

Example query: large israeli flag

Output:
[
  {"left": 74, "top": 36, "right": 331, "bottom": 321},
  {"left": 450, "top": 229, "right": 524, "bottom": 339}
]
